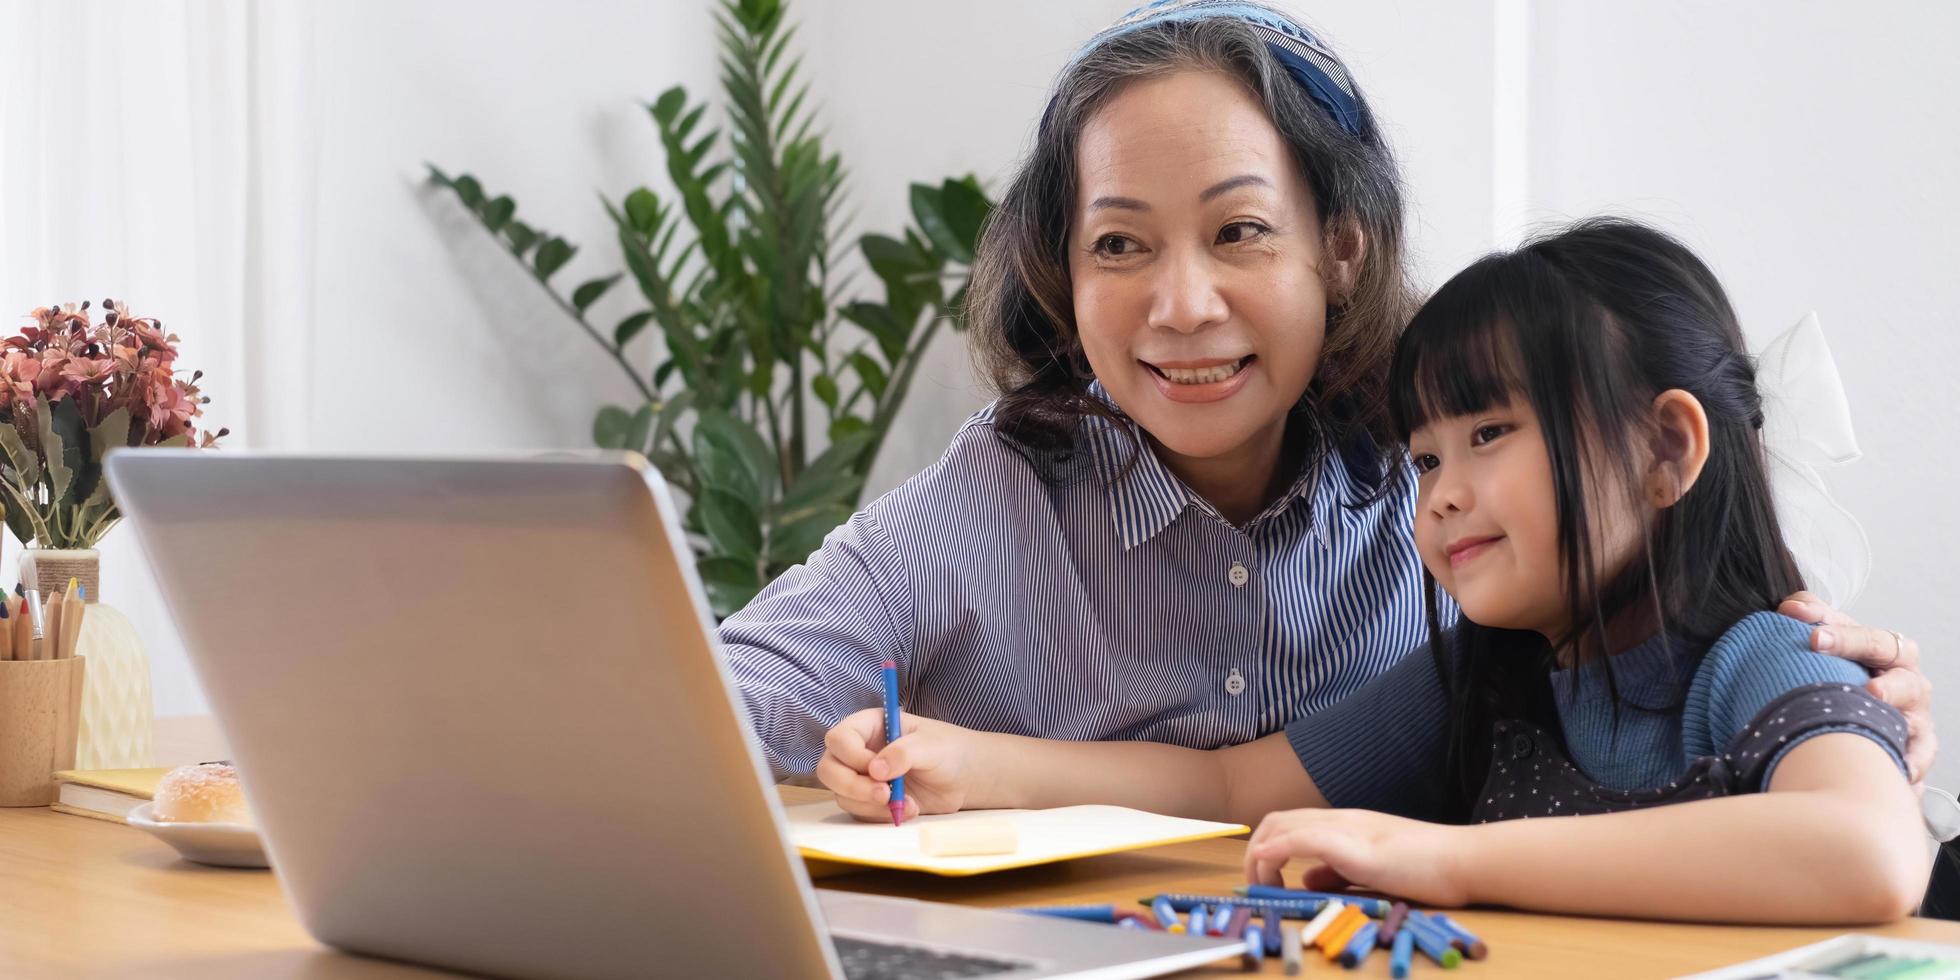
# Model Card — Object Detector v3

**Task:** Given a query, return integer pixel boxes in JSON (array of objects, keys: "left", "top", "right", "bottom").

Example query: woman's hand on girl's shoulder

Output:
[
  {"left": 1779, "top": 591, "right": 1937, "bottom": 785},
  {"left": 816, "top": 709, "right": 988, "bottom": 823},
  {"left": 1244, "top": 808, "right": 1469, "bottom": 908}
]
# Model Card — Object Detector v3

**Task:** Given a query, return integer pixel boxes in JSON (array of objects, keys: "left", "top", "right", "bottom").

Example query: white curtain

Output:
[{"left": 0, "top": 0, "right": 317, "bottom": 716}]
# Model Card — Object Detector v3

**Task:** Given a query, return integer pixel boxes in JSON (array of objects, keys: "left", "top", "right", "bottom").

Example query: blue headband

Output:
[{"left": 1049, "top": 0, "right": 1364, "bottom": 137}]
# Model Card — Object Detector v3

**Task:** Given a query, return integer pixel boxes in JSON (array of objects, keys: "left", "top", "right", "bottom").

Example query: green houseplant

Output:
[{"left": 428, "top": 0, "right": 990, "bottom": 615}]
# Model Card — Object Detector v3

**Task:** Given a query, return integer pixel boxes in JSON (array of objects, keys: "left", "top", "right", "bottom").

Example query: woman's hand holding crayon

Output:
[
  {"left": 1244, "top": 808, "right": 1470, "bottom": 909},
  {"left": 819, "top": 709, "right": 991, "bottom": 824}
]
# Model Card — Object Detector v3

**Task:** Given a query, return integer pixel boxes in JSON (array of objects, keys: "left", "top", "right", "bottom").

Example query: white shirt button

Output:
[
  {"left": 1225, "top": 668, "right": 1246, "bottom": 697},
  {"left": 1227, "top": 562, "right": 1249, "bottom": 588}
]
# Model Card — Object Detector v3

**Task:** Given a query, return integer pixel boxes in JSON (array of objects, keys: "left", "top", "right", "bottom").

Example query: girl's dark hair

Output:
[
  {"left": 1387, "top": 217, "right": 1804, "bottom": 813},
  {"left": 967, "top": 10, "right": 1414, "bottom": 474}
]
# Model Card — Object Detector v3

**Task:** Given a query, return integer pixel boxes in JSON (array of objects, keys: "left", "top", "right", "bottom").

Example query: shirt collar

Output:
[{"left": 1082, "top": 381, "right": 1327, "bottom": 550}]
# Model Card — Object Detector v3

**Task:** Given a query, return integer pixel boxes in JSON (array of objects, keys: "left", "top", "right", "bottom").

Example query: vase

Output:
[{"left": 20, "top": 549, "right": 152, "bottom": 770}]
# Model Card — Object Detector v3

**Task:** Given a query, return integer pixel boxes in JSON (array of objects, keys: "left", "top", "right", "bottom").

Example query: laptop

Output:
[{"left": 105, "top": 451, "right": 1244, "bottom": 980}]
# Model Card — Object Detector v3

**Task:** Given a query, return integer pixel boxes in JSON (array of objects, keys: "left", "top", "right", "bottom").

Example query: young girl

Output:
[
  {"left": 820, "top": 219, "right": 1931, "bottom": 923},
  {"left": 718, "top": 0, "right": 1927, "bottom": 786}
]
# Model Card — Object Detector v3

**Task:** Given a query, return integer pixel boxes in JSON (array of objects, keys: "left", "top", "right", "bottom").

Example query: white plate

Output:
[{"left": 126, "top": 802, "right": 270, "bottom": 868}]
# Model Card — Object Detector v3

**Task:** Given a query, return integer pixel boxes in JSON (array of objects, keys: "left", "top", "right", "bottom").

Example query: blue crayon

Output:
[
  {"left": 1430, "top": 913, "right": 1490, "bottom": 960},
  {"left": 1209, "top": 904, "right": 1234, "bottom": 936},
  {"left": 1242, "top": 926, "right": 1266, "bottom": 969},
  {"left": 1014, "top": 904, "right": 1118, "bottom": 923},
  {"left": 878, "top": 660, "right": 905, "bottom": 826},
  {"left": 1263, "top": 909, "right": 1284, "bottom": 956},
  {"left": 1188, "top": 904, "right": 1208, "bottom": 935},
  {"left": 1403, "top": 913, "right": 1463, "bottom": 969},
  {"left": 1150, "top": 895, "right": 1180, "bottom": 930},
  {"left": 1340, "top": 922, "right": 1380, "bottom": 968},
  {"left": 1239, "top": 885, "right": 1390, "bottom": 917},
  {"left": 1389, "top": 926, "right": 1416, "bottom": 978},
  {"left": 1145, "top": 894, "right": 1329, "bottom": 918}
]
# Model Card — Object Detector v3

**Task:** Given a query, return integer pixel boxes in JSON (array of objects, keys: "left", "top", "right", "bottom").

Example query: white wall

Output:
[
  {"left": 6, "top": 2, "right": 1954, "bottom": 787},
  {"left": 305, "top": 0, "right": 721, "bottom": 452}
]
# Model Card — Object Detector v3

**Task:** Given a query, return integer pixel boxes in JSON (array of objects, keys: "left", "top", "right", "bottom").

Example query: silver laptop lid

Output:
[{"left": 106, "top": 451, "right": 842, "bottom": 979}]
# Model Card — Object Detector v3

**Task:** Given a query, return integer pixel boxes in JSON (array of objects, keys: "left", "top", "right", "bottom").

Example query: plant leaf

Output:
[
  {"left": 653, "top": 387, "right": 695, "bottom": 439},
  {"left": 1, "top": 485, "right": 34, "bottom": 545},
  {"left": 0, "top": 476, "right": 49, "bottom": 547},
  {"left": 623, "top": 188, "right": 662, "bottom": 235},
  {"left": 615, "top": 311, "right": 655, "bottom": 347},
  {"left": 693, "top": 408, "right": 778, "bottom": 500},
  {"left": 693, "top": 418, "right": 760, "bottom": 501},
  {"left": 938, "top": 176, "right": 992, "bottom": 261},
  {"left": 572, "top": 274, "right": 622, "bottom": 313},
  {"left": 768, "top": 503, "right": 852, "bottom": 566},
  {"left": 778, "top": 428, "right": 872, "bottom": 517},
  {"left": 651, "top": 86, "right": 689, "bottom": 125},
  {"left": 839, "top": 301, "right": 908, "bottom": 363},
  {"left": 828, "top": 415, "right": 870, "bottom": 442},
  {"left": 450, "top": 173, "right": 485, "bottom": 208},
  {"left": 36, "top": 398, "right": 75, "bottom": 503},
  {"left": 848, "top": 351, "right": 887, "bottom": 400},
  {"left": 909, "top": 182, "right": 968, "bottom": 263},
  {"left": 623, "top": 402, "right": 657, "bottom": 455},
  {"left": 592, "top": 405, "right": 633, "bottom": 449},
  {"left": 533, "top": 238, "right": 576, "bottom": 279},
  {"left": 504, "top": 220, "right": 538, "bottom": 255},
  {"left": 0, "top": 423, "right": 39, "bottom": 487},
  {"left": 480, "top": 195, "right": 516, "bottom": 232},
  {"left": 700, "top": 488, "right": 763, "bottom": 560},
  {"left": 89, "top": 407, "right": 132, "bottom": 462},
  {"left": 695, "top": 554, "right": 762, "bottom": 617}
]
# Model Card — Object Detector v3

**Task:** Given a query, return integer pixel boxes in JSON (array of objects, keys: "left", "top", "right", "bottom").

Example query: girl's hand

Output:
[
  {"left": 1780, "top": 591, "right": 1936, "bottom": 785},
  {"left": 816, "top": 709, "right": 990, "bottom": 823},
  {"left": 1244, "top": 808, "right": 1471, "bottom": 908}
]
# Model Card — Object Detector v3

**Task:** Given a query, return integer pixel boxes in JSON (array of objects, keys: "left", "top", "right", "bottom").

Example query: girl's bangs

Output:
[{"left": 1390, "top": 262, "right": 1529, "bottom": 438}]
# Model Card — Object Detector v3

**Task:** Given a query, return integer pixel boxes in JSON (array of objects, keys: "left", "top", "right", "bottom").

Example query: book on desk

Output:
[{"left": 51, "top": 767, "right": 166, "bottom": 822}]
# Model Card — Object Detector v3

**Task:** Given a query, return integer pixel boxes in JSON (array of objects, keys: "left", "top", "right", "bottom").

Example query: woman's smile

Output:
[{"left": 1141, "top": 354, "right": 1257, "bottom": 402}]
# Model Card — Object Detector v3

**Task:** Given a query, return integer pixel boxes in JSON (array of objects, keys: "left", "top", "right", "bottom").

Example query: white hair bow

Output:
[{"left": 1757, "top": 312, "right": 1870, "bottom": 610}]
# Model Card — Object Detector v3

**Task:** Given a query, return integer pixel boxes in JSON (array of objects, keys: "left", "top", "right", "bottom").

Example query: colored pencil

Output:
[
  {"left": 45, "top": 587, "right": 64, "bottom": 661},
  {"left": 61, "top": 579, "right": 83, "bottom": 659}
]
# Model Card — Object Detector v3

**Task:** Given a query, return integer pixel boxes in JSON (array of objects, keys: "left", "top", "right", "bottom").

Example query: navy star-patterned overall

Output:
[
  {"left": 1287, "top": 612, "right": 1909, "bottom": 824},
  {"left": 1473, "top": 682, "right": 1907, "bottom": 822}
]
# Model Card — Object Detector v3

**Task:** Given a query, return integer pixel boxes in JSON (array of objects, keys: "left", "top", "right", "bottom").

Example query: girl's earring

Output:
[{"left": 1652, "top": 477, "right": 1683, "bottom": 506}]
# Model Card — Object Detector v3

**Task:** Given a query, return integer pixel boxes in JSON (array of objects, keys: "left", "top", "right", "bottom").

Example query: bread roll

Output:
[{"left": 152, "top": 763, "right": 253, "bottom": 826}]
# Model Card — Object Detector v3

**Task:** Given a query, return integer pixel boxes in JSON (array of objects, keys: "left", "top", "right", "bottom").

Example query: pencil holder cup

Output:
[{"left": 0, "top": 656, "right": 86, "bottom": 806}]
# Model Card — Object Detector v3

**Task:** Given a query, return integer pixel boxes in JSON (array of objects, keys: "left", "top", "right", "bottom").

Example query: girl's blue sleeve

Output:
[
  {"left": 1684, "top": 611, "right": 1909, "bottom": 787},
  {"left": 719, "top": 510, "right": 916, "bottom": 780},
  {"left": 1283, "top": 640, "right": 1455, "bottom": 820}
]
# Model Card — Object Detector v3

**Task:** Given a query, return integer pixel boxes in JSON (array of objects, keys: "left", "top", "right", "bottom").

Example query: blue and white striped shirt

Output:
[{"left": 720, "top": 402, "right": 1435, "bottom": 779}]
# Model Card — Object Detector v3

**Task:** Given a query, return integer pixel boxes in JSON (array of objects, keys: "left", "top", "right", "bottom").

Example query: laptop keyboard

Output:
[{"left": 831, "top": 935, "right": 1029, "bottom": 979}]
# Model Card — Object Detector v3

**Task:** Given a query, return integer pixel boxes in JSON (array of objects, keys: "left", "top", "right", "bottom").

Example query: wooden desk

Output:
[{"left": 7, "top": 721, "right": 1958, "bottom": 977}]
